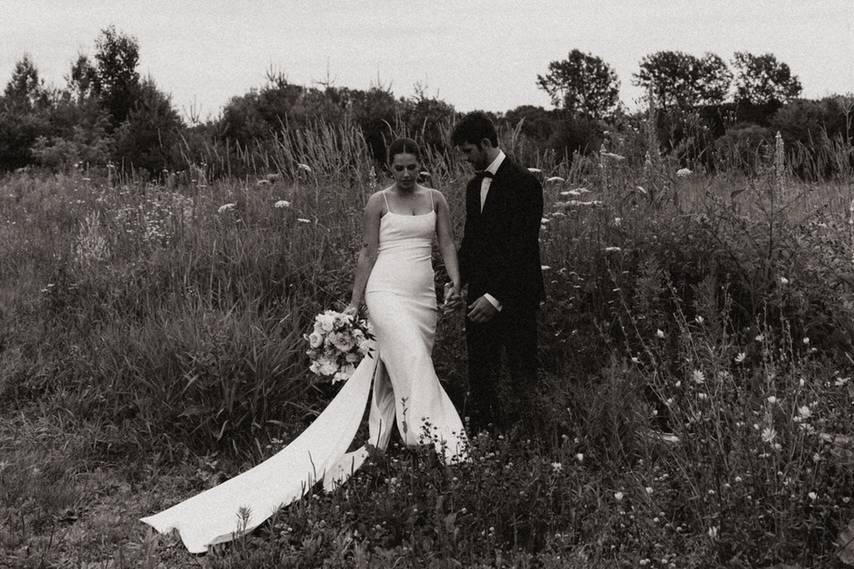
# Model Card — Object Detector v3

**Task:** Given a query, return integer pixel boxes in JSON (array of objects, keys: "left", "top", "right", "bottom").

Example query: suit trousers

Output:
[{"left": 464, "top": 306, "right": 538, "bottom": 431}]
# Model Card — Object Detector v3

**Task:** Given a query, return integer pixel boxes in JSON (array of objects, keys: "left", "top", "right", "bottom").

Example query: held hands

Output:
[{"left": 441, "top": 282, "right": 464, "bottom": 315}]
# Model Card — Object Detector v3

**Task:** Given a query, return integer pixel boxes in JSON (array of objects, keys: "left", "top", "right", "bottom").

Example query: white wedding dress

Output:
[{"left": 140, "top": 192, "right": 468, "bottom": 553}]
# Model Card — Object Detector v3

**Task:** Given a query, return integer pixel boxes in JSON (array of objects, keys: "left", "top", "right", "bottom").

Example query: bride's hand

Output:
[{"left": 344, "top": 304, "right": 359, "bottom": 317}]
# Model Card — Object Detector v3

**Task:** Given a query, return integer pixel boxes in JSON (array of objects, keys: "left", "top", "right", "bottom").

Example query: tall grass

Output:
[{"left": 2, "top": 110, "right": 854, "bottom": 567}]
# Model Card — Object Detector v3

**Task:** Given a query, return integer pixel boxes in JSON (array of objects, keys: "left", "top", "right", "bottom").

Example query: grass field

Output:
[{"left": 2, "top": 126, "right": 854, "bottom": 568}]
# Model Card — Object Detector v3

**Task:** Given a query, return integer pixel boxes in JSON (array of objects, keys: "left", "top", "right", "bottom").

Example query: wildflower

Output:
[
  {"left": 780, "top": 276, "right": 789, "bottom": 285},
  {"left": 797, "top": 405, "right": 811, "bottom": 419},
  {"left": 735, "top": 476, "right": 742, "bottom": 483},
  {"left": 676, "top": 168, "right": 692, "bottom": 177},
  {"left": 656, "top": 329, "right": 665, "bottom": 338},
  {"left": 274, "top": 200, "right": 291, "bottom": 208},
  {"left": 802, "top": 337, "right": 810, "bottom": 345},
  {"left": 614, "top": 491, "right": 624, "bottom": 501},
  {"left": 545, "top": 176, "right": 565, "bottom": 183},
  {"left": 217, "top": 203, "right": 236, "bottom": 214},
  {"left": 698, "top": 392, "right": 708, "bottom": 400},
  {"left": 527, "top": 167, "right": 542, "bottom": 173},
  {"left": 635, "top": 185, "right": 648, "bottom": 194},
  {"left": 735, "top": 352, "right": 746, "bottom": 363},
  {"left": 541, "top": 217, "right": 550, "bottom": 224},
  {"left": 761, "top": 427, "right": 777, "bottom": 443},
  {"left": 695, "top": 315, "right": 704, "bottom": 324},
  {"left": 767, "top": 396, "right": 778, "bottom": 405},
  {"left": 613, "top": 217, "right": 622, "bottom": 226},
  {"left": 708, "top": 526, "right": 719, "bottom": 540},
  {"left": 808, "top": 492, "right": 817, "bottom": 501},
  {"left": 297, "top": 163, "right": 312, "bottom": 173},
  {"left": 419, "top": 170, "right": 430, "bottom": 178},
  {"left": 600, "top": 151, "right": 626, "bottom": 161},
  {"left": 691, "top": 370, "right": 705, "bottom": 384},
  {"left": 575, "top": 453, "right": 584, "bottom": 462},
  {"left": 645, "top": 487, "right": 654, "bottom": 495},
  {"left": 296, "top": 218, "right": 311, "bottom": 224},
  {"left": 755, "top": 334, "right": 765, "bottom": 342},
  {"left": 604, "top": 246, "right": 622, "bottom": 253},
  {"left": 559, "top": 188, "right": 590, "bottom": 197},
  {"left": 631, "top": 357, "right": 640, "bottom": 364},
  {"left": 551, "top": 462, "right": 563, "bottom": 472}
]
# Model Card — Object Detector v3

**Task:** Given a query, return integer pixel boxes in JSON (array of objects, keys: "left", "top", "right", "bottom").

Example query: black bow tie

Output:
[{"left": 474, "top": 170, "right": 494, "bottom": 181}]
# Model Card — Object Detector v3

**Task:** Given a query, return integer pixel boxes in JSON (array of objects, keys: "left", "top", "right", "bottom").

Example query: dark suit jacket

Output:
[{"left": 458, "top": 156, "right": 545, "bottom": 312}]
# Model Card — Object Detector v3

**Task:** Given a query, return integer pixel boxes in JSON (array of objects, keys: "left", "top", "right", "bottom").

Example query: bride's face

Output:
[{"left": 390, "top": 153, "right": 419, "bottom": 191}]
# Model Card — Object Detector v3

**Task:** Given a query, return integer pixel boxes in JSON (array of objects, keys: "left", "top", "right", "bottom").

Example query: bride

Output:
[{"left": 140, "top": 138, "right": 468, "bottom": 553}]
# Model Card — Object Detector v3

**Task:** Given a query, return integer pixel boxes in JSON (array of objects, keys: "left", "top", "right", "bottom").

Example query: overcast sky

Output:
[{"left": 1, "top": 0, "right": 852, "bottom": 120}]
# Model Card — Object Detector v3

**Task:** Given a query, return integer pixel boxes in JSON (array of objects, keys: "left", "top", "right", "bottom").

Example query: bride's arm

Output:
[
  {"left": 349, "top": 192, "right": 383, "bottom": 310},
  {"left": 434, "top": 190, "right": 461, "bottom": 295}
]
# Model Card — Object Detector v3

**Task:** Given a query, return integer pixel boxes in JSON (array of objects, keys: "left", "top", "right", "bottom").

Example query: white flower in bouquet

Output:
[
  {"left": 317, "top": 311, "right": 336, "bottom": 332},
  {"left": 307, "top": 331, "right": 323, "bottom": 349},
  {"left": 318, "top": 357, "right": 339, "bottom": 377},
  {"left": 345, "top": 352, "right": 361, "bottom": 363},
  {"left": 331, "top": 330, "right": 356, "bottom": 352}
]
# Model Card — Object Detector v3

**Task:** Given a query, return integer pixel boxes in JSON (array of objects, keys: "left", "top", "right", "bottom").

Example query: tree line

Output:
[{"left": 0, "top": 28, "right": 851, "bottom": 177}]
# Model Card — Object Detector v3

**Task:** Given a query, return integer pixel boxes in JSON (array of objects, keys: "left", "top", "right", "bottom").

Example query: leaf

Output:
[{"left": 839, "top": 519, "right": 854, "bottom": 565}]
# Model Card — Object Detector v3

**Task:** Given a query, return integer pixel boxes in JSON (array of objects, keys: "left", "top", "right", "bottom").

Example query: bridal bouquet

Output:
[{"left": 305, "top": 309, "right": 375, "bottom": 383}]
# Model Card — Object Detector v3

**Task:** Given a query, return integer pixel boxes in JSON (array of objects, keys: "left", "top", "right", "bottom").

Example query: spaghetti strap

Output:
[
  {"left": 429, "top": 189, "right": 435, "bottom": 211},
  {"left": 382, "top": 190, "right": 391, "bottom": 214}
]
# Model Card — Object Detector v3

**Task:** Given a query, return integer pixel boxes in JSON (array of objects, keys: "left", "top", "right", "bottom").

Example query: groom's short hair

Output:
[{"left": 452, "top": 111, "right": 498, "bottom": 148}]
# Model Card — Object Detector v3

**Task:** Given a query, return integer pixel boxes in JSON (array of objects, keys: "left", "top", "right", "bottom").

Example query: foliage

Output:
[
  {"left": 94, "top": 25, "right": 141, "bottom": 125},
  {"left": 537, "top": 49, "right": 621, "bottom": 118},
  {"left": 732, "top": 52, "right": 803, "bottom": 105},
  {"left": 634, "top": 51, "right": 732, "bottom": 110}
]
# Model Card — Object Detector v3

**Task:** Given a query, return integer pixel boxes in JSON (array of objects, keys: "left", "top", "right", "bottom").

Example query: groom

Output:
[{"left": 451, "top": 112, "right": 545, "bottom": 431}]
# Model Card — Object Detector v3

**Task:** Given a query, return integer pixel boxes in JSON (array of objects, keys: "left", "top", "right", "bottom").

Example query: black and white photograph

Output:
[{"left": 1, "top": 1, "right": 853, "bottom": 566}]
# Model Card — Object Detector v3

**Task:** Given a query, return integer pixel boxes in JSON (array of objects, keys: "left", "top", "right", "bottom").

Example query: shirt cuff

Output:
[{"left": 483, "top": 293, "right": 502, "bottom": 311}]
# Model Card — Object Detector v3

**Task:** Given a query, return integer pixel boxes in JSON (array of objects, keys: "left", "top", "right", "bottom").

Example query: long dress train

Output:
[{"left": 140, "top": 197, "right": 467, "bottom": 553}]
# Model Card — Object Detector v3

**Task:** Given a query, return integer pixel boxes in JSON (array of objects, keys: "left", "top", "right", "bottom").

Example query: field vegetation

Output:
[{"left": 2, "top": 107, "right": 854, "bottom": 568}]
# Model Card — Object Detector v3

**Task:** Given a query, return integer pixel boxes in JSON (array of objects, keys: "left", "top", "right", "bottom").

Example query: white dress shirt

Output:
[{"left": 479, "top": 150, "right": 505, "bottom": 312}]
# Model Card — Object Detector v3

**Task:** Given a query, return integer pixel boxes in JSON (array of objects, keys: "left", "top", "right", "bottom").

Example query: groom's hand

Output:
[{"left": 467, "top": 295, "right": 498, "bottom": 323}]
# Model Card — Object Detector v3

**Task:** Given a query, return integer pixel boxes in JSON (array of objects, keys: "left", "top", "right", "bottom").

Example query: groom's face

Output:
[{"left": 456, "top": 141, "right": 490, "bottom": 171}]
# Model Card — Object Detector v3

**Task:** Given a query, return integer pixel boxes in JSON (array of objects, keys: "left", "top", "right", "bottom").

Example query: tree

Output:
[
  {"left": 634, "top": 51, "right": 732, "bottom": 109},
  {"left": 537, "top": 49, "right": 620, "bottom": 118},
  {"left": 114, "top": 77, "right": 184, "bottom": 172},
  {"left": 2, "top": 54, "right": 49, "bottom": 111},
  {"left": 732, "top": 52, "right": 802, "bottom": 105},
  {"left": 67, "top": 54, "right": 100, "bottom": 102},
  {"left": 94, "top": 25, "right": 141, "bottom": 125}
]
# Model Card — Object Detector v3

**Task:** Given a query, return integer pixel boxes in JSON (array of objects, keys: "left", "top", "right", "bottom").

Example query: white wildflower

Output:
[
  {"left": 735, "top": 352, "right": 746, "bottom": 363},
  {"left": 575, "top": 453, "right": 584, "bottom": 462},
  {"left": 551, "top": 462, "right": 563, "bottom": 472},
  {"left": 780, "top": 276, "right": 789, "bottom": 285},
  {"left": 217, "top": 203, "right": 236, "bottom": 214},
  {"left": 545, "top": 176, "right": 565, "bottom": 183},
  {"left": 600, "top": 151, "right": 626, "bottom": 161},
  {"left": 676, "top": 168, "right": 692, "bottom": 177},
  {"left": 604, "top": 246, "right": 622, "bottom": 253},
  {"left": 297, "top": 163, "right": 312, "bottom": 173},
  {"left": 691, "top": 370, "right": 705, "bottom": 384},
  {"left": 274, "top": 200, "right": 291, "bottom": 209},
  {"left": 527, "top": 167, "right": 542, "bottom": 173},
  {"left": 761, "top": 427, "right": 777, "bottom": 443},
  {"left": 296, "top": 218, "right": 311, "bottom": 224},
  {"left": 656, "top": 329, "right": 665, "bottom": 338},
  {"left": 614, "top": 491, "right": 624, "bottom": 501}
]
